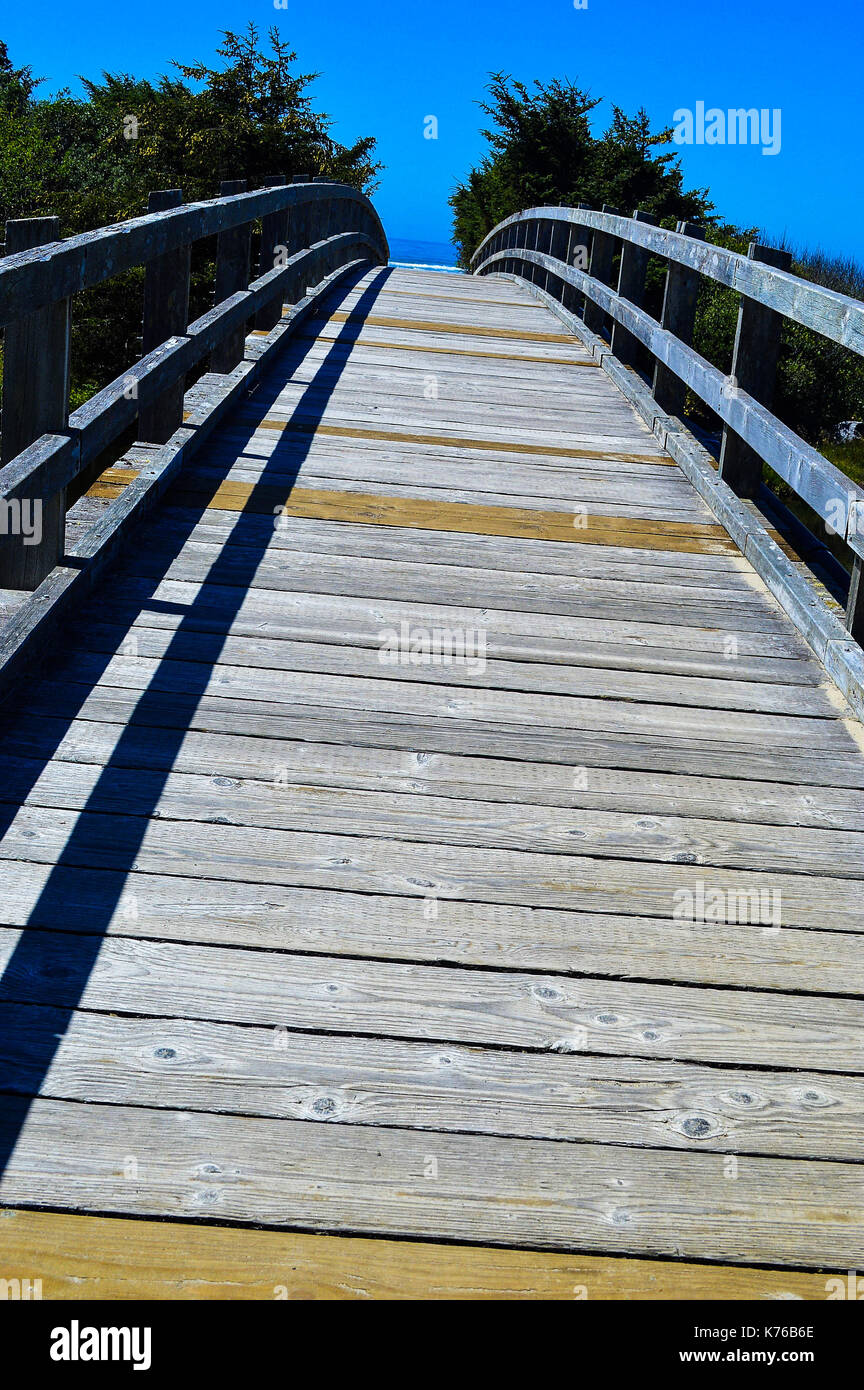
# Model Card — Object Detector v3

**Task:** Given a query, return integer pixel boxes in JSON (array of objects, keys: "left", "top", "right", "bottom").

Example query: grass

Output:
[
  {"left": 820, "top": 438, "right": 864, "bottom": 487},
  {"left": 764, "top": 438, "right": 864, "bottom": 579}
]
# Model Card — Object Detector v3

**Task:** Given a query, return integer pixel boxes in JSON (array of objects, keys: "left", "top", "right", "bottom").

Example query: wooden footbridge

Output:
[{"left": 1, "top": 180, "right": 863, "bottom": 1299}]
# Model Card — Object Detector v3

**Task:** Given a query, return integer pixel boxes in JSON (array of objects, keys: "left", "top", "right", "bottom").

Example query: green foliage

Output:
[
  {"left": 0, "top": 26, "right": 382, "bottom": 397},
  {"left": 1, "top": 25, "right": 381, "bottom": 231},
  {"left": 821, "top": 438, "right": 864, "bottom": 487},
  {"left": 451, "top": 73, "right": 864, "bottom": 457},
  {"left": 450, "top": 74, "right": 713, "bottom": 267}
]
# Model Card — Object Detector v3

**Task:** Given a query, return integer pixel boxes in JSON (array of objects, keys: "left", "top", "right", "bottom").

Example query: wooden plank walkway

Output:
[{"left": 1, "top": 264, "right": 863, "bottom": 1294}]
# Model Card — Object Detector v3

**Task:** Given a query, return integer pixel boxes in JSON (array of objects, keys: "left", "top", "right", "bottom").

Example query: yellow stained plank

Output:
[
  {"left": 326, "top": 310, "right": 578, "bottom": 344},
  {"left": 85, "top": 467, "right": 139, "bottom": 498},
  {"left": 369, "top": 285, "right": 528, "bottom": 307},
  {"left": 165, "top": 480, "right": 740, "bottom": 554},
  {"left": 86, "top": 472, "right": 794, "bottom": 561},
  {"left": 0, "top": 1208, "right": 835, "bottom": 1301},
  {"left": 310, "top": 333, "right": 599, "bottom": 367},
  {"left": 238, "top": 417, "right": 669, "bottom": 466}
]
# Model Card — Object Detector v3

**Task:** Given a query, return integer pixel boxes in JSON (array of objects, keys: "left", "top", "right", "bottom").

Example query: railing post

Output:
[
  {"left": 547, "top": 218, "right": 569, "bottom": 301},
  {"left": 583, "top": 205, "right": 619, "bottom": 336},
  {"left": 536, "top": 217, "right": 555, "bottom": 294},
  {"left": 846, "top": 562, "right": 864, "bottom": 644},
  {"left": 718, "top": 242, "right": 793, "bottom": 497},
  {"left": 504, "top": 221, "right": 518, "bottom": 277},
  {"left": 493, "top": 226, "right": 503, "bottom": 276},
  {"left": 310, "top": 177, "right": 331, "bottom": 282},
  {"left": 290, "top": 175, "right": 311, "bottom": 299},
  {"left": 493, "top": 226, "right": 504, "bottom": 275},
  {"left": 211, "top": 179, "right": 252, "bottom": 373},
  {"left": 255, "top": 175, "right": 289, "bottom": 332},
  {"left": 138, "top": 189, "right": 190, "bottom": 444},
  {"left": 610, "top": 209, "right": 658, "bottom": 367},
  {"left": 530, "top": 218, "right": 545, "bottom": 287},
  {"left": 516, "top": 219, "right": 534, "bottom": 282},
  {"left": 564, "top": 204, "right": 592, "bottom": 315},
  {"left": 0, "top": 216, "right": 70, "bottom": 590},
  {"left": 507, "top": 221, "right": 522, "bottom": 278},
  {"left": 519, "top": 218, "right": 533, "bottom": 280},
  {"left": 652, "top": 220, "right": 705, "bottom": 417},
  {"left": 314, "top": 177, "right": 343, "bottom": 277}
]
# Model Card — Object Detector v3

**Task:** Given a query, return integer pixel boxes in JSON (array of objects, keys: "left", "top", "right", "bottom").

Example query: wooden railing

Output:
[
  {"left": 472, "top": 207, "right": 864, "bottom": 641},
  {"left": 0, "top": 177, "right": 388, "bottom": 590}
]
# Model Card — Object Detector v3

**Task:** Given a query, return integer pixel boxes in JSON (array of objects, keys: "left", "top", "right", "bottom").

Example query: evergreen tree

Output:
[{"left": 450, "top": 74, "right": 713, "bottom": 266}]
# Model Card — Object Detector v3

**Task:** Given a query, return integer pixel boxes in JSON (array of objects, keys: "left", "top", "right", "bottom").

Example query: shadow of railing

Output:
[{"left": 0, "top": 262, "right": 393, "bottom": 1181}]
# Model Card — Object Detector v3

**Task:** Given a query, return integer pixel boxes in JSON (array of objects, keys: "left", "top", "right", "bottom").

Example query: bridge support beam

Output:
[
  {"left": 652, "top": 221, "right": 705, "bottom": 418},
  {"left": 718, "top": 242, "right": 792, "bottom": 498},
  {"left": 610, "top": 210, "right": 658, "bottom": 369},
  {"left": 0, "top": 216, "right": 70, "bottom": 591},
  {"left": 138, "top": 190, "right": 191, "bottom": 445}
]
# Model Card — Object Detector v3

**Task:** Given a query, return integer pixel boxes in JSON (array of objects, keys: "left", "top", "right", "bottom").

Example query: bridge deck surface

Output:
[{"left": 1, "top": 265, "right": 863, "bottom": 1296}]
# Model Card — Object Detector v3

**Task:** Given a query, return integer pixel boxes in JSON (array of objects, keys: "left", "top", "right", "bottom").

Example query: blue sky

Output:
[{"left": 4, "top": 0, "right": 863, "bottom": 258}]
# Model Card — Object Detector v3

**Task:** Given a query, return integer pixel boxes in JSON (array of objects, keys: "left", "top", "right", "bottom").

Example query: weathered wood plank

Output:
[
  {"left": 9, "top": 927, "right": 862, "bottom": 1073},
  {"left": 2, "top": 863, "right": 860, "bottom": 994},
  {"left": 167, "top": 483, "right": 742, "bottom": 554},
  {"left": 5, "top": 751, "right": 862, "bottom": 878},
  {"left": 190, "top": 450, "right": 711, "bottom": 517},
  {"left": 4, "top": 1005, "right": 863, "bottom": 1159},
  {"left": 83, "top": 580, "right": 821, "bottom": 681},
  {"left": 60, "top": 620, "right": 843, "bottom": 718},
  {"left": 1, "top": 798, "right": 863, "bottom": 926},
  {"left": 1, "top": 1098, "right": 861, "bottom": 1267},
  {"left": 296, "top": 332, "right": 599, "bottom": 368},
  {"left": 205, "top": 415, "right": 666, "bottom": 465},
  {"left": 39, "top": 649, "right": 858, "bottom": 756},
  {"left": 143, "top": 504, "right": 762, "bottom": 578},
  {"left": 9, "top": 710, "right": 862, "bottom": 830},
  {"left": 324, "top": 309, "right": 579, "bottom": 344},
  {"left": 15, "top": 676, "right": 864, "bottom": 791}
]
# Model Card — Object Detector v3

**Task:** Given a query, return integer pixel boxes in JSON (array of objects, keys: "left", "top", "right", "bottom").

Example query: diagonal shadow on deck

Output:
[{"left": 0, "top": 263, "right": 394, "bottom": 1182}]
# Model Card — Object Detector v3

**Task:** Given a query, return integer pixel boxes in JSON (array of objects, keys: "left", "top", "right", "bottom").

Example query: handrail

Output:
[
  {"left": 0, "top": 179, "right": 389, "bottom": 591},
  {"left": 472, "top": 206, "right": 864, "bottom": 642},
  {"left": 472, "top": 207, "right": 864, "bottom": 354},
  {"left": 0, "top": 182, "right": 388, "bottom": 329}
]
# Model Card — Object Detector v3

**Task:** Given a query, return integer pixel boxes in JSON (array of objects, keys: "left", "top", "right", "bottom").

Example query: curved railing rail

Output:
[
  {"left": 472, "top": 206, "right": 864, "bottom": 640},
  {"left": 0, "top": 177, "right": 388, "bottom": 589}
]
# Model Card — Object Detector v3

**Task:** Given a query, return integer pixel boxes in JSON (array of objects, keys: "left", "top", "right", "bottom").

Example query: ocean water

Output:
[{"left": 388, "top": 237, "right": 462, "bottom": 272}]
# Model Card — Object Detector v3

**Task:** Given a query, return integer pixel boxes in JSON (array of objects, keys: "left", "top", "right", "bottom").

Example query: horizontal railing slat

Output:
[
  {"left": 473, "top": 208, "right": 864, "bottom": 356},
  {"left": 0, "top": 184, "right": 387, "bottom": 331}
]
